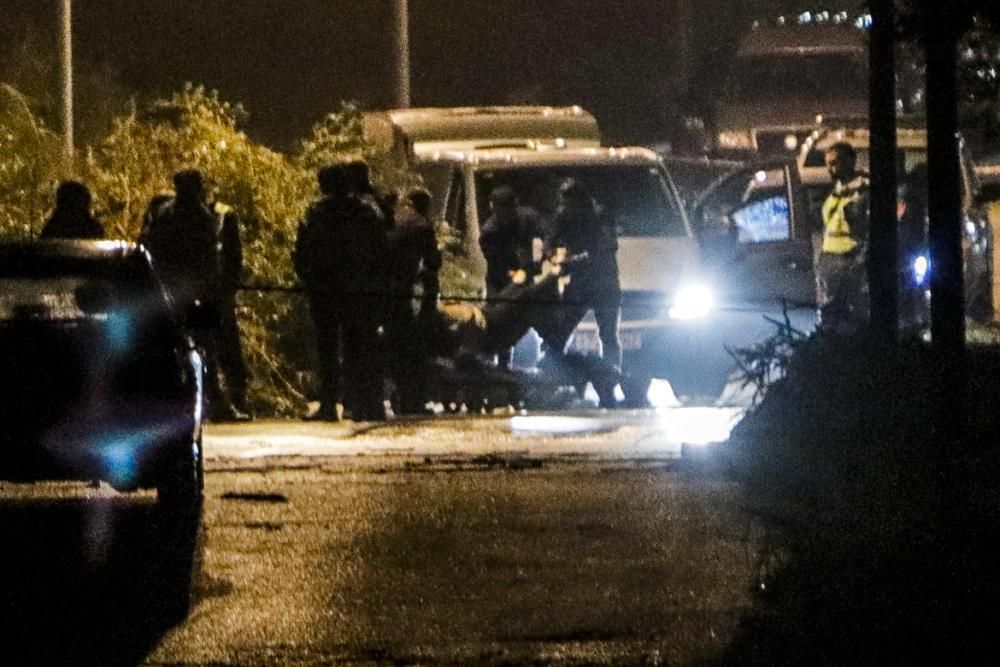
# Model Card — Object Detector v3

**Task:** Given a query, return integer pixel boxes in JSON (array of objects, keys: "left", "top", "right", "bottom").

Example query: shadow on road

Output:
[{"left": 0, "top": 491, "right": 202, "bottom": 667}]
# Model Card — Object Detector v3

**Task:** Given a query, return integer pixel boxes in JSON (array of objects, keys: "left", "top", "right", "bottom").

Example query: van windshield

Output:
[
  {"left": 727, "top": 54, "right": 867, "bottom": 103},
  {"left": 474, "top": 165, "right": 687, "bottom": 238}
]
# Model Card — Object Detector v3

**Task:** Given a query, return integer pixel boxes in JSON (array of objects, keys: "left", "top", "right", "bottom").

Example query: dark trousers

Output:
[
  {"left": 485, "top": 280, "right": 514, "bottom": 368},
  {"left": 307, "top": 291, "right": 384, "bottom": 419},
  {"left": 385, "top": 297, "right": 429, "bottom": 414},
  {"left": 559, "top": 277, "right": 623, "bottom": 369},
  {"left": 817, "top": 251, "right": 869, "bottom": 332},
  {"left": 191, "top": 327, "right": 229, "bottom": 418},
  {"left": 218, "top": 294, "right": 249, "bottom": 409}
]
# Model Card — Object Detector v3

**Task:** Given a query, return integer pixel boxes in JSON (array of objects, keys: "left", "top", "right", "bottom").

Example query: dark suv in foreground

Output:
[{"left": 0, "top": 241, "right": 206, "bottom": 518}]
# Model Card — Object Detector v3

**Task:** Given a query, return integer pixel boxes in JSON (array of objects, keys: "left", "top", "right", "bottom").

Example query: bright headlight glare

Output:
[
  {"left": 717, "top": 130, "right": 754, "bottom": 149},
  {"left": 669, "top": 284, "right": 714, "bottom": 320},
  {"left": 913, "top": 255, "right": 929, "bottom": 286}
]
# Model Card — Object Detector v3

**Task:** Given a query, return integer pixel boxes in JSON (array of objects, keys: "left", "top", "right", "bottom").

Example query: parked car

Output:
[
  {"left": 797, "top": 126, "right": 994, "bottom": 322},
  {"left": 689, "top": 127, "right": 994, "bottom": 362},
  {"left": 0, "top": 240, "right": 207, "bottom": 518}
]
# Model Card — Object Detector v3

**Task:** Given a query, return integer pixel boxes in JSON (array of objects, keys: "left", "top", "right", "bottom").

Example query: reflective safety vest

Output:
[{"left": 821, "top": 175, "right": 869, "bottom": 254}]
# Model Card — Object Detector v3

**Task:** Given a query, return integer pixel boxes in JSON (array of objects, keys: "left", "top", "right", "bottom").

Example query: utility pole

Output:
[
  {"left": 867, "top": 0, "right": 898, "bottom": 344},
  {"left": 392, "top": 0, "right": 411, "bottom": 108},
  {"left": 59, "top": 0, "right": 74, "bottom": 157}
]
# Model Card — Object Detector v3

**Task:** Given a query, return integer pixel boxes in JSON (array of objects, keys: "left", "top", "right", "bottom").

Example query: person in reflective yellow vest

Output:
[{"left": 816, "top": 141, "right": 870, "bottom": 331}]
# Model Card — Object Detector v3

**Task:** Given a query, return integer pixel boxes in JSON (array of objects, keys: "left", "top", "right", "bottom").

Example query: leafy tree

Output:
[{"left": 0, "top": 84, "right": 67, "bottom": 236}]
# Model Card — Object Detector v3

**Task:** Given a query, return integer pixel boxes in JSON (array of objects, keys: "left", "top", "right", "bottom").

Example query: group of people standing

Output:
[
  {"left": 293, "top": 162, "right": 440, "bottom": 421},
  {"left": 39, "top": 171, "right": 251, "bottom": 422},
  {"left": 294, "top": 164, "right": 627, "bottom": 419},
  {"left": 39, "top": 161, "right": 626, "bottom": 422}
]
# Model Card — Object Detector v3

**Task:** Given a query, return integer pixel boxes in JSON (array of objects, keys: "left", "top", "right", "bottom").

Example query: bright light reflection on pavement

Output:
[
  {"left": 509, "top": 415, "right": 622, "bottom": 435},
  {"left": 509, "top": 407, "right": 744, "bottom": 446},
  {"left": 654, "top": 407, "right": 744, "bottom": 445}
]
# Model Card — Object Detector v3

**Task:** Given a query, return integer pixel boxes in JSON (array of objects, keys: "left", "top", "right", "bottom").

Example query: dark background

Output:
[
  {"left": 11, "top": 2, "right": 996, "bottom": 154},
  {"left": 1, "top": 0, "right": 755, "bottom": 147}
]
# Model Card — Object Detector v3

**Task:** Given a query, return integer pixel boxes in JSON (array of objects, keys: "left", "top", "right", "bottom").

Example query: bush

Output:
[
  {"left": 1, "top": 83, "right": 486, "bottom": 416},
  {"left": 0, "top": 84, "right": 68, "bottom": 237},
  {"left": 722, "top": 330, "right": 1000, "bottom": 662}
]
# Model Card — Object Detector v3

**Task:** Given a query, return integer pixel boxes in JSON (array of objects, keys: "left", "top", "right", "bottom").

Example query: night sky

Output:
[{"left": 3, "top": 0, "right": 742, "bottom": 147}]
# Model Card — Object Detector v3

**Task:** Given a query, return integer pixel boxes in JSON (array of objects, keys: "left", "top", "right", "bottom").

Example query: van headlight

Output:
[
  {"left": 717, "top": 130, "right": 754, "bottom": 150},
  {"left": 669, "top": 284, "right": 714, "bottom": 320}
]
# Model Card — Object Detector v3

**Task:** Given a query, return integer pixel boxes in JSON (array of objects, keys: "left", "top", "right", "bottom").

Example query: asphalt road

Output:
[{"left": 1, "top": 409, "right": 761, "bottom": 666}]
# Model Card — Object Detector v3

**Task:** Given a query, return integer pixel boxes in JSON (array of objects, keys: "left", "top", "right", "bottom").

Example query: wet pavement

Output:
[{"left": 2, "top": 408, "right": 760, "bottom": 666}]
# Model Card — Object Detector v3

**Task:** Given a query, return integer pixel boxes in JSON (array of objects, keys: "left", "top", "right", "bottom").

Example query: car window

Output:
[
  {"left": 0, "top": 260, "right": 175, "bottom": 341},
  {"left": 697, "top": 167, "right": 791, "bottom": 243},
  {"left": 0, "top": 276, "right": 117, "bottom": 321},
  {"left": 413, "top": 163, "right": 453, "bottom": 222},
  {"left": 474, "top": 164, "right": 687, "bottom": 238}
]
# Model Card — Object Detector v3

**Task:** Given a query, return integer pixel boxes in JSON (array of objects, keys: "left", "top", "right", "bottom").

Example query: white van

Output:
[
  {"left": 714, "top": 22, "right": 868, "bottom": 158},
  {"left": 414, "top": 144, "right": 765, "bottom": 403},
  {"left": 365, "top": 106, "right": 602, "bottom": 164}
]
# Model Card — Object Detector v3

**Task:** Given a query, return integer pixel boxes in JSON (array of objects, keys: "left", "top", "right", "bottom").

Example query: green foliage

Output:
[
  {"left": 0, "top": 82, "right": 486, "bottom": 415},
  {"left": 80, "top": 85, "right": 321, "bottom": 414},
  {"left": 0, "top": 84, "right": 68, "bottom": 237}
]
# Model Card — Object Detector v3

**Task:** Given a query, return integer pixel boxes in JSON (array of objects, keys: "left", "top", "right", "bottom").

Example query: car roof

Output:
[
  {"left": 737, "top": 24, "right": 865, "bottom": 57},
  {"left": 0, "top": 240, "right": 149, "bottom": 272},
  {"left": 385, "top": 105, "right": 598, "bottom": 137},
  {"left": 806, "top": 126, "right": 930, "bottom": 153},
  {"left": 418, "top": 145, "right": 663, "bottom": 168}
]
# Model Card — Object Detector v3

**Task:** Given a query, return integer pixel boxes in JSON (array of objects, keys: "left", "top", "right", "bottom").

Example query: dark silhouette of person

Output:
[
  {"left": 293, "top": 164, "right": 389, "bottom": 421},
  {"left": 140, "top": 170, "right": 220, "bottom": 310},
  {"left": 478, "top": 185, "right": 544, "bottom": 368},
  {"left": 211, "top": 197, "right": 252, "bottom": 418},
  {"left": 346, "top": 160, "right": 395, "bottom": 229},
  {"left": 543, "top": 178, "right": 622, "bottom": 406},
  {"left": 140, "top": 169, "right": 242, "bottom": 421},
  {"left": 384, "top": 186, "right": 442, "bottom": 415},
  {"left": 40, "top": 181, "right": 105, "bottom": 240}
]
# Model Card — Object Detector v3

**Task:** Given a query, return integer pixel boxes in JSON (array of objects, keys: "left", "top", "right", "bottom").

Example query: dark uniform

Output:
[
  {"left": 140, "top": 170, "right": 234, "bottom": 420},
  {"left": 478, "top": 186, "right": 544, "bottom": 368},
  {"left": 385, "top": 188, "right": 442, "bottom": 414},
  {"left": 41, "top": 181, "right": 105, "bottom": 240},
  {"left": 545, "top": 179, "right": 622, "bottom": 375},
  {"left": 479, "top": 187, "right": 544, "bottom": 294},
  {"left": 213, "top": 201, "right": 251, "bottom": 415},
  {"left": 294, "top": 165, "right": 388, "bottom": 421}
]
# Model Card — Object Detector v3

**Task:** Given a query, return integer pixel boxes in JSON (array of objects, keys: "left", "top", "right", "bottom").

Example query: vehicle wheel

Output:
[
  {"left": 155, "top": 437, "right": 204, "bottom": 621},
  {"left": 157, "top": 437, "right": 204, "bottom": 519}
]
